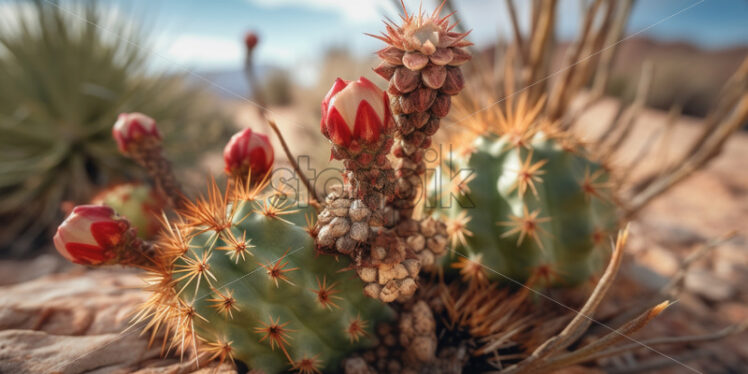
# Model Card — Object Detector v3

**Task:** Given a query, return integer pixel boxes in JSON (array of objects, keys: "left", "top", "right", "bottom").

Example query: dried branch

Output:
[
  {"left": 243, "top": 38, "right": 320, "bottom": 206},
  {"left": 505, "top": 0, "right": 528, "bottom": 66},
  {"left": 683, "top": 57, "right": 748, "bottom": 158},
  {"left": 501, "top": 226, "right": 628, "bottom": 374},
  {"left": 568, "top": 0, "right": 617, "bottom": 97},
  {"left": 617, "top": 103, "right": 680, "bottom": 183},
  {"left": 600, "top": 60, "right": 654, "bottom": 162},
  {"left": 625, "top": 92, "right": 748, "bottom": 217},
  {"left": 525, "top": 0, "right": 557, "bottom": 103},
  {"left": 536, "top": 301, "right": 670, "bottom": 371},
  {"left": 626, "top": 57, "right": 748, "bottom": 215},
  {"left": 546, "top": 0, "right": 602, "bottom": 120},
  {"left": 266, "top": 119, "right": 320, "bottom": 206},
  {"left": 591, "top": 0, "right": 635, "bottom": 99}
]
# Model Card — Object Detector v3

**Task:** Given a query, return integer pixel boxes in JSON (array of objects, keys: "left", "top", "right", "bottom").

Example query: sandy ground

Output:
[{"left": 0, "top": 97, "right": 745, "bottom": 373}]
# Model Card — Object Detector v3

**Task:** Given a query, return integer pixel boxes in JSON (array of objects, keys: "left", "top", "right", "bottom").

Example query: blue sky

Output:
[{"left": 71, "top": 0, "right": 748, "bottom": 72}]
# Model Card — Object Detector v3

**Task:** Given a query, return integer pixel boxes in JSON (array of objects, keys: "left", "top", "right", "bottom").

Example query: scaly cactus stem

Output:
[
  {"left": 120, "top": 234, "right": 158, "bottom": 269},
  {"left": 371, "top": 5, "right": 472, "bottom": 221},
  {"left": 128, "top": 137, "right": 186, "bottom": 210}
]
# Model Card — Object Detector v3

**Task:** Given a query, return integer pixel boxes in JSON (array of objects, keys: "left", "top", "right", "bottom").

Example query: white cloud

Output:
[
  {"left": 249, "top": 0, "right": 399, "bottom": 23},
  {"left": 160, "top": 34, "right": 243, "bottom": 70}
]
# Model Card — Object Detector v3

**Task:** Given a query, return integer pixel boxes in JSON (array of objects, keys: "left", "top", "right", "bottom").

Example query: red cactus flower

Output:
[
  {"left": 244, "top": 31, "right": 259, "bottom": 50},
  {"left": 112, "top": 112, "right": 161, "bottom": 154},
  {"left": 321, "top": 77, "right": 391, "bottom": 148},
  {"left": 223, "top": 128, "right": 274, "bottom": 182},
  {"left": 53, "top": 205, "right": 131, "bottom": 265}
]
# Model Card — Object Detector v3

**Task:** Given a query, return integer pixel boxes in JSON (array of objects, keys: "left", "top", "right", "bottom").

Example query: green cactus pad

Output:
[
  {"left": 431, "top": 132, "right": 618, "bottom": 287},
  {"left": 169, "top": 197, "right": 393, "bottom": 373}
]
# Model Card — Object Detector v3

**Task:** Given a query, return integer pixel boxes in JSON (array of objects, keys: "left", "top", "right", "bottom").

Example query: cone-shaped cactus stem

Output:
[
  {"left": 113, "top": 113, "right": 185, "bottom": 209},
  {"left": 53, "top": 205, "right": 155, "bottom": 267},
  {"left": 371, "top": 3, "right": 472, "bottom": 221},
  {"left": 223, "top": 128, "right": 274, "bottom": 186}
]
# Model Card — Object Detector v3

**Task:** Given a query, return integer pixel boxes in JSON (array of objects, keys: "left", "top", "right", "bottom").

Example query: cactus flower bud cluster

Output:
[
  {"left": 223, "top": 128, "right": 274, "bottom": 183},
  {"left": 313, "top": 3, "right": 471, "bottom": 303},
  {"left": 314, "top": 6, "right": 469, "bottom": 302},
  {"left": 53, "top": 205, "right": 134, "bottom": 266}
]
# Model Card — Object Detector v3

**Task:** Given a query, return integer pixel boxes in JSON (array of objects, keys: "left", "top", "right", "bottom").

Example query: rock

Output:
[
  {"left": 638, "top": 246, "right": 680, "bottom": 275},
  {"left": 685, "top": 269, "right": 736, "bottom": 302},
  {"left": 0, "top": 270, "right": 237, "bottom": 374},
  {"left": 626, "top": 263, "right": 669, "bottom": 291},
  {"left": 0, "top": 254, "right": 72, "bottom": 286}
]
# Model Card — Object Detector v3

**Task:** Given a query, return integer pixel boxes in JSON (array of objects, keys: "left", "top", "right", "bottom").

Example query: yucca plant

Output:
[{"left": 0, "top": 0, "right": 233, "bottom": 255}]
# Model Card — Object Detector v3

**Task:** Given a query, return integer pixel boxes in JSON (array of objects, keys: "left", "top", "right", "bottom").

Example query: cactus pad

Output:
[
  {"left": 432, "top": 126, "right": 618, "bottom": 287},
  {"left": 136, "top": 180, "right": 393, "bottom": 373}
]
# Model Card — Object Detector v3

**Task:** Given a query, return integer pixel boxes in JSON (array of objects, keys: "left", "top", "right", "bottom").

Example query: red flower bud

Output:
[
  {"left": 244, "top": 31, "right": 259, "bottom": 50},
  {"left": 112, "top": 112, "right": 161, "bottom": 154},
  {"left": 321, "top": 77, "right": 391, "bottom": 148},
  {"left": 53, "top": 205, "right": 131, "bottom": 265},
  {"left": 223, "top": 128, "right": 274, "bottom": 182}
]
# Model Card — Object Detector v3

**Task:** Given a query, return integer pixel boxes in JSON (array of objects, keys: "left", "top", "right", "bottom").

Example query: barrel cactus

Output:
[
  {"left": 133, "top": 179, "right": 393, "bottom": 373},
  {"left": 431, "top": 102, "right": 619, "bottom": 287}
]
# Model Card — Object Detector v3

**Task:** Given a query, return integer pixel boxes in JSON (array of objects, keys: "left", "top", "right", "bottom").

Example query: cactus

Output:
[
  {"left": 432, "top": 102, "right": 619, "bottom": 287},
  {"left": 91, "top": 183, "right": 164, "bottom": 239},
  {"left": 135, "top": 181, "right": 393, "bottom": 373}
]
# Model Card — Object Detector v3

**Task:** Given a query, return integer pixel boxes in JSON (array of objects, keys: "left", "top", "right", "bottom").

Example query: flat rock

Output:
[{"left": 0, "top": 270, "right": 237, "bottom": 374}]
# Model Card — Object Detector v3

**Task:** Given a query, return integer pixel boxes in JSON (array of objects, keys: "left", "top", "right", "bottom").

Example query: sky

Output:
[
  {"left": 4, "top": 0, "right": 747, "bottom": 74},
  {"left": 103, "top": 0, "right": 748, "bottom": 73}
]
